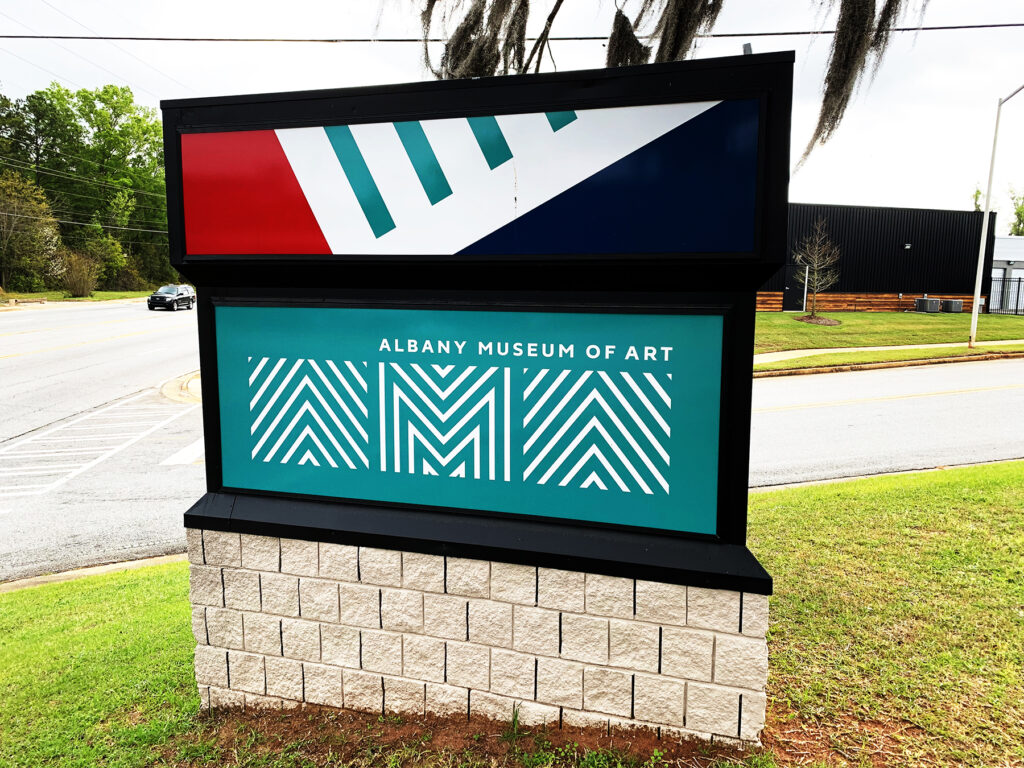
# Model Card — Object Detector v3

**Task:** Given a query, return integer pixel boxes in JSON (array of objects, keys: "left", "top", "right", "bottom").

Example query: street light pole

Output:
[{"left": 969, "top": 82, "right": 1024, "bottom": 348}]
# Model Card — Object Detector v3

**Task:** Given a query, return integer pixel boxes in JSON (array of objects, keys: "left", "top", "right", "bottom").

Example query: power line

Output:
[
  {"left": 45, "top": 205, "right": 167, "bottom": 228},
  {"left": 0, "top": 209, "right": 167, "bottom": 234},
  {"left": 3, "top": 133, "right": 165, "bottom": 188},
  {"left": 0, "top": 23, "right": 1020, "bottom": 44},
  {"left": 30, "top": 184, "right": 167, "bottom": 216},
  {"left": 0, "top": 7, "right": 160, "bottom": 100},
  {"left": 45, "top": 205, "right": 166, "bottom": 227},
  {"left": 1, "top": 174, "right": 169, "bottom": 215},
  {"left": 38, "top": 0, "right": 194, "bottom": 93},
  {"left": 0, "top": 155, "right": 164, "bottom": 198},
  {"left": 0, "top": 44, "right": 84, "bottom": 87}
]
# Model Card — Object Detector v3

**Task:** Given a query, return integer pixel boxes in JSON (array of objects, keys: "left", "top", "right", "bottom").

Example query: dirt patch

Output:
[
  {"left": 164, "top": 705, "right": 756, "bottom": 767},
  {"left": 762, "top": 702, "right": 929, "bottom": 767},
  {"left": 795, "top": 315, "right": 841, "bottom": 326}
]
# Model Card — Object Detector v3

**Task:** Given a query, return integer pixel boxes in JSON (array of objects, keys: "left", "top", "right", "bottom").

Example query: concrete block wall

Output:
[{"left": 187, "top": 528, "right": 768, "bottom": 745}]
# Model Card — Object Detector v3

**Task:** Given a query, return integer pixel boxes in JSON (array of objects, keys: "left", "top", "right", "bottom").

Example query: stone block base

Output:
[{"left": 187, "top": 528, "right": 768, "bottom": 744}]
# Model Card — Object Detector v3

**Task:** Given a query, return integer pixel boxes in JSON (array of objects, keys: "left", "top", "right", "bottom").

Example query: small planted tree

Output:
[{"left": 793, "top": 217, "right": 841, "bottom": 319}]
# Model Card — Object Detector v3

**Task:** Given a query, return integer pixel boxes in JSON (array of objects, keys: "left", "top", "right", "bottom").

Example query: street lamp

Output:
[{"left": 969, "top": 81, "right": 1024, "bottom": 348}]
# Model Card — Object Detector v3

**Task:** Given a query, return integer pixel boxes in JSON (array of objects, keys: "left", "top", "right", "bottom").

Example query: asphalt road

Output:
[
  {"left": 2, "top": 299, "right": 200, "bottom": 439},
  {"left": 748, "top": 358, "right": 1024, "bottom": 487},
  {"left": 1, "top": 301, "right": 1022, "bottom": 582},
  {"left": 1, "top": 300, "right": 205, "bottom": 582}
]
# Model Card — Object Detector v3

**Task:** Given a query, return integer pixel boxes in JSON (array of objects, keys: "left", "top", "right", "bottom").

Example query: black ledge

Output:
[{"left": 184, "top": 493, "right": 772, "bottom": 595}]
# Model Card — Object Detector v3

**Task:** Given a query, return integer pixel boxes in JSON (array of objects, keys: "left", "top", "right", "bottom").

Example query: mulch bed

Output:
[
  {"left": 794, "top": 315, "right": 841, "bottom": 326},
  {"left": 165, "top": 705, "right": 754, "bottom": 767}
]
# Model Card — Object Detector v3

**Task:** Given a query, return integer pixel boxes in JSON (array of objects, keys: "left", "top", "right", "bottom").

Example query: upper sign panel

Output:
[{"left": 180, "top": 99, "right": 758, "bottom": 257}]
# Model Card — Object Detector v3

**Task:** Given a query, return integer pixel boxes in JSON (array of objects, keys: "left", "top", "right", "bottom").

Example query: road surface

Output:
[
  {"left": 1, "top": 301, "right": 1022, "bottom": 582},
  {"left": 1, "top": 300, "right": 205, "bottom": 582},
  {"left": 748, "top": 358, "right": 1024, "bottom": 487},
  {"left": 2, "top": 299, "right": 200, "bottom": 439}
]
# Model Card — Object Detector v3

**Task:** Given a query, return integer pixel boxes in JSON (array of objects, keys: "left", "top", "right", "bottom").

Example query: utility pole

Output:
[{"left": 970, "top": 82, "right": 1024, "bottom": 347}]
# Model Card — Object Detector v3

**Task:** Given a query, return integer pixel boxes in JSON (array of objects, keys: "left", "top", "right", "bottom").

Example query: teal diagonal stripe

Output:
[
  {"left": 394, "top": 121, "right": 453, "bottom": 206},
  {"left": 323, "top": 125, "right": 396, "bottom": 238},
  {"left": 545, "top": 111, "right": 577, "bottom": 132},
  {"left": 467, "top": 116, "right": 513, "bottom": 170}
]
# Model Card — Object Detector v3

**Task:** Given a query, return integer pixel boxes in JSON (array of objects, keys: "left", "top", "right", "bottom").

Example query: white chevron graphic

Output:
[
  {"left": 523, "top": 369, "right": 671, "bottom": 495},
  {"left": 380, "top": 363, "right": 510, "bottom": 482},
  {"left": 248, "top": 357, "right": 369, "bottom": 469},
  {"left": 275, "top": 101, "right": 719, "bottom": 255}
]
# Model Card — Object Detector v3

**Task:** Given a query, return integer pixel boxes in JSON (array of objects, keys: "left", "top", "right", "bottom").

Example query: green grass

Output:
[
  {"left": 1, "top": 290, "right": 153, "bottom": 302},
  {"left": 2, "top": 463, "right": 1022, "bottom": 766},
  {"left": 752, "top": 342, "right": 1024, "bottom": 372},
  {"left": 0, "top": 563, "right": 199, "bottom": 767},
  {"left": 754, "top": 312, "right": 1024, "bottom": 353},
  {"left": 749, "top": 462, "right": 1024, "bottom": 766}
]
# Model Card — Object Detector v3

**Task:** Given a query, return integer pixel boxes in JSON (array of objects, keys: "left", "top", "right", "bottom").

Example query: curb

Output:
[
  {"left": 161, "top": 370, "right": 202, "bottom": 403},
  {"left": 753, "top": 351, "right": 1024, "bottom": 378},
  {"left": 0, "top": 553, "right": 187, "bottom": 594},
  {"left": 749, "top": 456, "right": 1024, "bottom": 493}
]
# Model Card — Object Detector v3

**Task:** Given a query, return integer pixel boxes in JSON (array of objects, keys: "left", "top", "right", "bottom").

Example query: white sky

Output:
[{"left": 1, "top": 0, "right": 1022, "bottom": 233}]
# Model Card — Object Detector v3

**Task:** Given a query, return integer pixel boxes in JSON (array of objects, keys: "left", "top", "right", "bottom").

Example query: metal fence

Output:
[{"left": 989, "top": 278, "right": 1024, "bottom": 315}]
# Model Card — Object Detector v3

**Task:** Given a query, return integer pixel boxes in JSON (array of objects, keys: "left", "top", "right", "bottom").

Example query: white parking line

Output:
[
  {"left": 160, "top": 438, "right": 206, "bottom": 466},
  {"left": 0, "top": 393, "right": 199, "bottom": 498}
]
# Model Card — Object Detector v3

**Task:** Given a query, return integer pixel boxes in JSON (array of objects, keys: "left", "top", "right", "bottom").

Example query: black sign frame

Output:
[{"left": 164, "top": 53, "right": 793, "bottom": 595}]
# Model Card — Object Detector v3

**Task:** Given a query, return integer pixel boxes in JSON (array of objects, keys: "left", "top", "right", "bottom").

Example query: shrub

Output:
[{"left": 63, "top": 251, "right": 98, "bottom": 297}]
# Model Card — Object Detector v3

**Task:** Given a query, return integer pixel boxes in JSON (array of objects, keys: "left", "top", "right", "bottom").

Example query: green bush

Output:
[{"left": 63, "top": 251, "right": 98, "bottom": 298}]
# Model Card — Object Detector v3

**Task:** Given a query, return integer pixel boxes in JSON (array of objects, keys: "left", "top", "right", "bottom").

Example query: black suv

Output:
[{"left": 147, "top": 284, "right": 196, "bottom": 311}]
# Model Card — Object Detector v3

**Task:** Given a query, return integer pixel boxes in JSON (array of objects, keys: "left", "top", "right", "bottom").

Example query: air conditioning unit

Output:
[
  {"left": 941, "top": 299, "right": 963, "bottom": 313},
  {"left": 915, "top": 298, "right": 940, "bottom": 313}
]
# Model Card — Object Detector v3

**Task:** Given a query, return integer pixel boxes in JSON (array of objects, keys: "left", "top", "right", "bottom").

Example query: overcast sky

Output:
[{"left": 1, "top": 0, "right": 1022, "bottom": 233}]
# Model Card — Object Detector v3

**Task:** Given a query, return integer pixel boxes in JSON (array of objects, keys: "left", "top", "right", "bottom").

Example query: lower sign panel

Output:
[{"left": 216, "top": 306, "right": 722, "bottom": 535}]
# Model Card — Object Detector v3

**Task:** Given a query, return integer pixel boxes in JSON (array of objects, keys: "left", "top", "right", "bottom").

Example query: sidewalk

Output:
[{"left": 754, "top": 338, "right": 1024, "bottom": 364}]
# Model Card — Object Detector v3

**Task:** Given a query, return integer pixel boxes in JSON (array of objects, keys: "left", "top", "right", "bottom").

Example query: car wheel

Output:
[
  {"left": 148, "top": 304, "right": 154, "bottom": 311},
  {"left": 169, "top": 301, "right": 176, "bottom": 311}
]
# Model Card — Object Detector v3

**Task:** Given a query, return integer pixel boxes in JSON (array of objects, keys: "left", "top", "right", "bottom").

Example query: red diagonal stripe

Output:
[{"left": 181, "top": 130, "right": 330, "bottom": 255}]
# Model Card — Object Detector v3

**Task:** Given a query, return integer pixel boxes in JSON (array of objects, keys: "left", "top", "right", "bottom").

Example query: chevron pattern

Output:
[
  {"left": 380, "top": 363, "right": 511, "bottom": 481},
  {"left": 521, "top": 369, "right": 672, "bottom": 495},
  {"left": 248, "top": 357, "right": 370, "bottom": 469}
]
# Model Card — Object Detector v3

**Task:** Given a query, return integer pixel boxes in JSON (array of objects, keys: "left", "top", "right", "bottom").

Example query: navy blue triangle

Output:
[{"left": 459, "top": 99, "right": 759, "bottom": 256}]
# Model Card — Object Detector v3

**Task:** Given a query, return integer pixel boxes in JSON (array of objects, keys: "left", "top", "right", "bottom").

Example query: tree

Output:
[
  {"left": 0, "top": 170, "right": 61, "bottom": 292},
  {"left": 1009, "top": 189, "right": 1024, "bottom": 237},
  {"left": 0, "top": 83, "right": 170, "bottom": 288},
  {"left": 792, "top": 217, "right": 840, "bottom": 318},
  {"left": 972, "top": 187, "right": 982, "bottom": 212},
  {"left": 418, "top": 0, "right": 925, "bottom": 158},
  {"left": 81, "top": 224, "right": 126, "bottom": 289}
]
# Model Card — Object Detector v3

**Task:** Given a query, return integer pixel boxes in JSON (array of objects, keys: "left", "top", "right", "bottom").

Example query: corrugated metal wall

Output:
[{"left": 762, "top": 204, "right": 997, "bottom": 295}]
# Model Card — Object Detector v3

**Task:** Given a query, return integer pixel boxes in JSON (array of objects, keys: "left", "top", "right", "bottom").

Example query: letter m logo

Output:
[{"left": 379, "top": 363, "right": 511, "bottom": 481}]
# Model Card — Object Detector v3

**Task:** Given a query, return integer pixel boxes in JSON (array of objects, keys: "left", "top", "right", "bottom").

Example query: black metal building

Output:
[{"left": 763, "top": 203, "right": 997, "bottom": 311}]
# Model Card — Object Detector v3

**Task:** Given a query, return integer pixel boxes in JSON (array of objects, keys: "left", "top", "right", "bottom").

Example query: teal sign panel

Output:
[{"left": 216, "top": 306, "right": 723, "bottom": 535}]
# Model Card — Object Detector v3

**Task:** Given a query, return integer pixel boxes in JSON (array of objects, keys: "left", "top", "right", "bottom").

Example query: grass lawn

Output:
[
  {"left": 752, "top": 343, "right": 1024, "bottom": 372},
  {"left": 754, "top": 312, "right": 1024, "bottom": 353},
  {"left": 1, "top": 462, "right": 1021, "bottom": 767},
  {"left": 2, "top": 290, "right": 152, "bottom": 302}
]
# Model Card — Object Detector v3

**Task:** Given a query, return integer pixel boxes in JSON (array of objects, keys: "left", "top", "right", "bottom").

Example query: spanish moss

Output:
[
  {"left": 653, "top": 0, "right": 724, "bottom": 63},
  {"left": 420, "top": 0, "right": 916, "bottom": 160},
  {"left": 801, "top": 0, "right": 876, "bottom": 164},
  {"left": 439, "top": 0, "right": 499, "bottom": 79},
  {"left": 500, "top": 0, "right": 529, "bottom": 74},
  {"left": 607, "top": 8, "right": 651, "bottom": 68},
  {"left": 420, "top": 0, "right": 441, "bottom": 74}
]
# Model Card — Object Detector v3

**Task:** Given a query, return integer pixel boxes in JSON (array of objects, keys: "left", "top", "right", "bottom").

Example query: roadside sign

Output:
[{"left": 163, "top": 53, "right": 792, "bottom": 592}]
